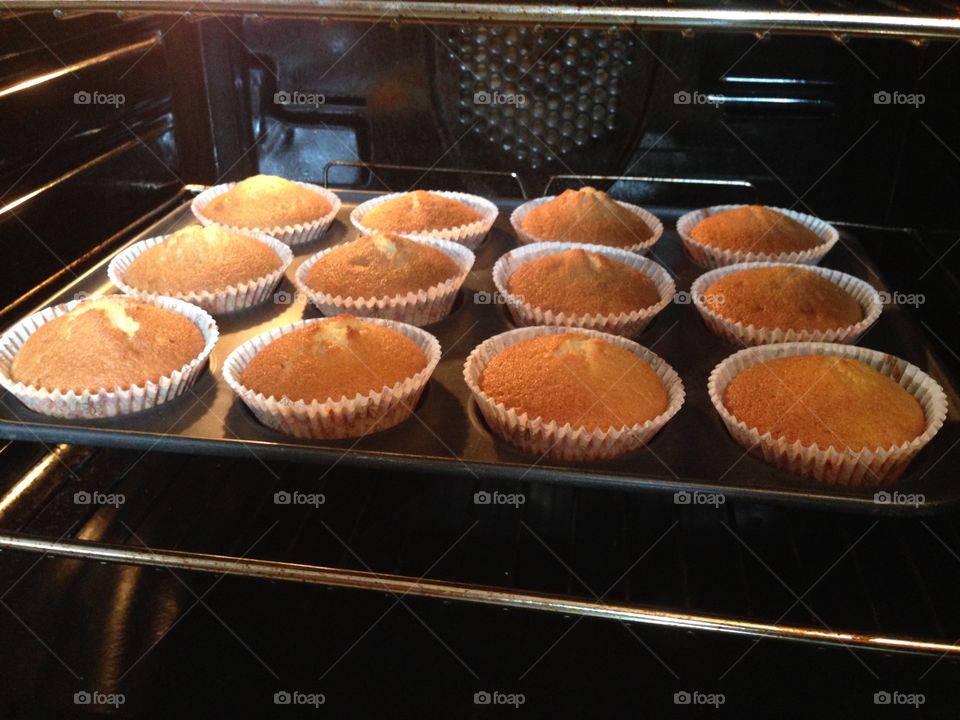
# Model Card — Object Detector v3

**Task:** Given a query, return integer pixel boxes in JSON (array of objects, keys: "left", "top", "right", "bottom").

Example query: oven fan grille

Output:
[{"left": 449, "top": 26, "right": 636, "bottom": 170}]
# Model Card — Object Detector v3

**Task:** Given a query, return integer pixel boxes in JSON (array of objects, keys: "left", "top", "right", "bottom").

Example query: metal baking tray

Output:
[{"left": 0, "top": 189, "right": 957, "bottom": 514}]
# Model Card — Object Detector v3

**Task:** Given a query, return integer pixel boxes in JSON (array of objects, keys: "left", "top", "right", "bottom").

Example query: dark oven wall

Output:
[{"left": 0, "top": 11, "right": 183, "bottom": 314}]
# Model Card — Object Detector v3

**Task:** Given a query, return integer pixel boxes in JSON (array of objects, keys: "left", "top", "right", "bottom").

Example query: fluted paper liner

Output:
[
  {"left": 192, "top": 181, "right": 341, "bottom": 247},
  {"left": 676, "top": 205, "right": 839, "bottom": 269},
  {"left": 691, "top": 261, "right": 882, "bottom": 346},
  {"left": 708, "top": 343, "right": 948, "bottom": 486},
  {"left": 108, "top": 231, "right": 293, "bottom": 315},
  {"left": 222, "top": 317, "right": 441, "bottom": 439},
  {"left": 509, "top": 195, "right": 664, "bottom": 255},
  {"left": 293, "top": 237, "right": 475, "bottom": 326},
  {"left": 0, "top": 295, "right": 219, "bottom": 419},
  {"left": 464, "top": 325, "right": 685, "bottom": 461},
  {"left": 492, "top": 242, "right": 676, "bottom": 337},
  {"left": 350, "top": 191, "right": 498, "bottom": 250}
]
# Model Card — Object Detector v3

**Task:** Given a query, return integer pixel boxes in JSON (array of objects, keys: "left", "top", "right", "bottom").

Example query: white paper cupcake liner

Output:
[
  {"left": 0, "top": 296, "right": 219, "bottom": 419},
  {"left": 708, "top": 342, "right": 948, "bottom": 486},
  {"left": 191, "top": 181, "right": 342, "bottom": 247},
  {"left": 350, "top": 191, "right": 498, "bottom": 250},
  {"left": 293, "top": 237, "right": 475, "bottom": 326},
  {"left": 676, "top": 205, "right": 839, "bottom": 268},
  {"left": 464, "top": 325, "right": 685, "bottom": 461},
  {"left": 222, "top": 317, "right": 441, "bottom": 439},
  {"left": 509, "top": 195, "right": 664, "bottom": 255},
  {"left": 492, "top": 242, "right": 676, "bottom": 337},
  {"left": 108, "top": 231, "right": 293, "bottom": 315},
  {"left": 690, "top": 262, "right": 883, "bottom": 346}
]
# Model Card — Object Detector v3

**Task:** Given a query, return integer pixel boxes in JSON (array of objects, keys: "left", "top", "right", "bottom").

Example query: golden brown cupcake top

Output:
[
  {"left": 690, "top": 206, "right": 822, "bottom": 255},
  {"left": 123, "top": 224, "right": 282, "bottom": 295},
  {"left": 479, "top": 332, "right": 668, "bottom": 431},
  {"left": 704, "top": 265, "right": 863, "bottom": 332},
  {"left": 361, "top": 190, "right": 482, "bottom": 234},
  {"left": 240, "top": 315, "right": 427, "bottom": 404},
  {"left": 10, "top": 297, "right": 205, "bottom": 393},
  {"left": 723, "top": 355, "right": 925, "bottom": 451},
  {"left": 203, "top": 175, "right": 331, "bottom": 228},
  {"left": 507, "top": 248, "right": 661, "bottom": 316},
  {"left": 304, "top": 233, "right": 460, "bottom": 298},
  {"left": 521, "top": 187, "right": 654, "bottom": 247}
]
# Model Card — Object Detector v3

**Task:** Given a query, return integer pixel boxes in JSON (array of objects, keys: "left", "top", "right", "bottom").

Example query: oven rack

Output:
[
  {"left": 1, "top": 440, "right": 959, "bottom": 661},
  {"left": 4, "top": 1, "right": 960, "bottom": 40},
  {"left": 2, "top": 188, "right": 958, "bottom": 514}
]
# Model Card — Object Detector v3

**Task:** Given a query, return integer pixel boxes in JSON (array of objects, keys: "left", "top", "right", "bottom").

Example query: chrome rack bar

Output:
[
  {"left": 544, "top": 173, "right": 757, "bottom": 199},
  {"left": 1, "top": 530, "right": 958, "bottom": 657},
  {"left": 13, "top": 2, "right": 960, "bottom": 40},
  {"left": 322, "top": 160, "right": 528, "bottom": 199}
]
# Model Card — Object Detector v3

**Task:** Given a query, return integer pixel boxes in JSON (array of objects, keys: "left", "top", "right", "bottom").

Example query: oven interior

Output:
[{"left": 0, "top": 4, "right": 959, "bottom": 715}]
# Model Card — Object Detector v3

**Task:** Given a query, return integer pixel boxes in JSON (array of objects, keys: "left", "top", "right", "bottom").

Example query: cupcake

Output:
[
  {"left": 350, "top": 190, "right": 498, "bottom": 250},
  {"left": 222, "top": 314, "right": 441, "bottom": 439},
  {"left": 510, "top": 187, "right": 663, "bottom": 253},
  {"left": 0, "top": 295, "right": 218, "bottom": 418},
  {"left": 109, "top": 224, "right": 293, "bottom": 314},
  {"left": 676, "top": 204, "right": 838, "bottom": 268},
  {"left": 294, "top": 233, "right": 474, "bottom": 325},
  {"left": 709, "top": 343, "right": 947, "bottom": 485},
  {"left": 691, "top": 262, "right": 882, "bottom": 345},
  {"left": 464, "top": 326, "right": 684, "bottom": 460},
  {"left": 492, "top": 242, "right": 675, "bottom": 337},
  {"left": 192, "top": 174, "right": 341, "bottom": 246}
]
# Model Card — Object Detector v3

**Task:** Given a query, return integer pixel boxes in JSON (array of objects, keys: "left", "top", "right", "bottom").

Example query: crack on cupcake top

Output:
[
  {"left": 67, "top": 297, "right": 141, "bottom": 340},
  {"left": 310, "top": 315, "right": 363, "bottom": 350},
  {"left": 371, "top": 233, "right": 400, "bottom": 259}
]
